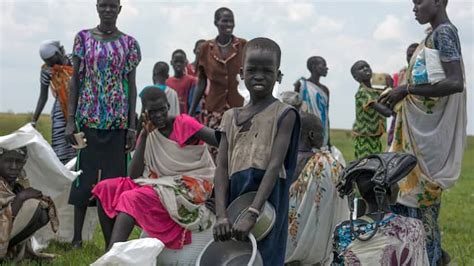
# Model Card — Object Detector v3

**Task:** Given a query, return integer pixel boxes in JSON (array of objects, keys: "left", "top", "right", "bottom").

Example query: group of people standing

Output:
[{"left": 1, "top": 0, "right": 464, "bottom": 265}]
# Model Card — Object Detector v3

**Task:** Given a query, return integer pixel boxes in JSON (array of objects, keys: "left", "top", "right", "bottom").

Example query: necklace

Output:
[
  {"left": 216, "top": 37, "right": 232, "bottom": 48},
  {"left": 97, "top": 25, "right": 116, "bottom": 35}
]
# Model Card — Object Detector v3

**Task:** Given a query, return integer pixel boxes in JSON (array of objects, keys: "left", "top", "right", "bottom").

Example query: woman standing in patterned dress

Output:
[{"left": 65, "top": 0, "right": 141, "bottom": 248}]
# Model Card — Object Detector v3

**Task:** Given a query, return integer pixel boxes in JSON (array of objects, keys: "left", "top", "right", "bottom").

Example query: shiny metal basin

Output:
[
  {"left": 196, "top": 234, "right": 263, "bottom": 266},
  {"left": 226, "top": 191, "right": 276, "bottom": 241}
]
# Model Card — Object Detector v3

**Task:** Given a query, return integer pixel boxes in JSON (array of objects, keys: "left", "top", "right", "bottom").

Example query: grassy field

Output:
[{"left": 1, "top": 113, "right": 473, "bottom": 265}]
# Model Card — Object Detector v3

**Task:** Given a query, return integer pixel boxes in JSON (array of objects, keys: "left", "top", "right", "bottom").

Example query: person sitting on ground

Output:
[
  {"left": 167, "top": 49, "right": 197, "bottom": 114},
  {"left": 92, "top": 88, "right": 219, "bottom": 251},
  {"left": 332, "top": 154, "right": 428, "bottom": 265},
  {"left": 285, "top": 113, "right": 348, "bottom": 265},
  {"left": 387, "top": 43, "right": 418, "bottom": 147},
  {"left": 0, "top": 147, "right": 58, "bottom": 262},
  {"left": 351, "top": 60, "right": 392, "bottom": 159},
  {"left": 213, "top": 37, "right": 300, "bottom": 266}
]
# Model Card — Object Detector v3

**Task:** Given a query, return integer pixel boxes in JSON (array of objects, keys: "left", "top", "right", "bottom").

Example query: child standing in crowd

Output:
[
  {"left": 350, "top": 60, "right": 392, "bottom": 159},
  {"left": 286, "top": 113, "right": 347, "bottom": 265},
  {"left": 140, "top": 62, "right": 179, "bottom": 116},
  {"left": 294, "top": 56, "right": 331, "bottom": 148},
  {"left": 167, "top": 49, "right": 197, "bottom": 114},
  {"left": 186, "top": 39, "right": 206, "bottom": 77},
  {"left": 213, "top": 37, "right": 300, "bottom": 266},
  {"left": 387, "top": 43, "right": 418, "bottom": 146}
]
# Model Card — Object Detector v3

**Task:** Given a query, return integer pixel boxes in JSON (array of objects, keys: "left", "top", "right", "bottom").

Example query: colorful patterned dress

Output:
[
  {"left": 69, "top": 29, "right": 141, "bottom": 207},
  {"left": 286, "top": 150, "right": 348, "bottom": 264},
  {"left": 73, "top": 29, "right": 141, "bottom": 130},
  {"left": 352, "top": 84, "right": 386, "bottom": 159},
  {"left": 219, "top": 101, "right": 300, "bottom": 266},
  {"left": 333, "top": 213, "right": 429, "bottom": 265}
]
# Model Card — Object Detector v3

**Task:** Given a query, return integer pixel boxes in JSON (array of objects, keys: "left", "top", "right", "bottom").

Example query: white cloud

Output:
[
  {"left": 310, "top": 16, "right": 345, "bottom": 34},
  {"left": 373, "top": 14, "right": 402, "bottom": 41},
  {"left": 286, "top": 3, "right": 315, "bottom": 22},
  {"left": 448, "top": 1, "right": 474, "bottom": 21}
]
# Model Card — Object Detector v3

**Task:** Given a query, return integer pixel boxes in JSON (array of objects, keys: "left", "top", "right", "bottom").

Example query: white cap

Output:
[{"left": 39, "top": 40, "right": 61, "bottom": 60}]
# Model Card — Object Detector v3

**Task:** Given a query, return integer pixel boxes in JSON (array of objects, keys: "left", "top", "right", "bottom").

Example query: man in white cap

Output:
[{"left": 32, "top": 40, "right": 76, "bottom": 164}]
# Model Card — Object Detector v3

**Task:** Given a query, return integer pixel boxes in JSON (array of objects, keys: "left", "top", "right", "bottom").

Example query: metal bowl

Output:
[
  {"left": 196, "top": 234, "right": 263, "bottom": 266},
  {"left": 226, "top": 192, "right": 276, "bottom": 241}
]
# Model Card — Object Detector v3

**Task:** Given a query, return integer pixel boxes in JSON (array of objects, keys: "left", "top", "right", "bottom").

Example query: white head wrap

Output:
[{"left": 39, "top": 40, "right": 61, "bottom": 60}]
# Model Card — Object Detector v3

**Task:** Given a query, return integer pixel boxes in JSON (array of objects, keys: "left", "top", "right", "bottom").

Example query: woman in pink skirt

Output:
[{"left": 92, "top": 88, "right": 219, "bottom": 251}]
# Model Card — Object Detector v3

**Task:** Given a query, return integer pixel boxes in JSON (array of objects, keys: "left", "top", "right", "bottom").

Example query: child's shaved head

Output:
[
  {"left": 300, "top": 113, "right": 324, "bottom": 149},
  {"left": 172, "top": 49, "right": 187, "bottom": 59},
  {"left": 153, "top": 62, "right": 169, "bottom": 78},
  {"left": 244, "top": 37, "right": 281, "bottom": 68},
  {"left": 351, "top": 60, "right": 368, "bottom": 76},
  {"left": 307, "top": 56, "right": 324, "bottom": 72},
  {"left": 350, "top": 60, "right": 372, "bottom": 83}
]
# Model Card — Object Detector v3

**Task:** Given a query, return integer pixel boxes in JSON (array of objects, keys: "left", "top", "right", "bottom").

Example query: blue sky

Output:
[{"left": 1, "top": 0, "right": 472, "bottom": 134}]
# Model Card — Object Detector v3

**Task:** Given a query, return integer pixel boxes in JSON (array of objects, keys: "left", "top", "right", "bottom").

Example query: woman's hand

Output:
[
  {"left": 213, "top": 216, "right": 232, "bottom": 241},
  {"left": 232, "top": 211, "right": 258, "bottom": 241},
  {"left": 17, "top": 187, "right": 43, "bottom": 201},
  {"left": 379, "top": 85, "right": 409, "bottom": 110},
  {"left": 141, "top": 111, "right": 156, "bottom": 133},
  {"left": 65, "top": 119, "right": 78, "bottom": 146},
  {"left": 125, "top": 129, "right": 136, "bottom": 153}
]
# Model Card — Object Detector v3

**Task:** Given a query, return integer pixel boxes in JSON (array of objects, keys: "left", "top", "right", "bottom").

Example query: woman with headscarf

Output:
[
  {"left": 32, "top": 40, "right": 76, "bottom": 164},
  {"left": 65, "top": 0, "right": 141, "bottom": 248}
]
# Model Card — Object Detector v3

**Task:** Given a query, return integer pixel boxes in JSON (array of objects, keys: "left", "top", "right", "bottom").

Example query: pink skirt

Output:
[{"left": 92, "top": 177, "right": 191, "bottom": 249}]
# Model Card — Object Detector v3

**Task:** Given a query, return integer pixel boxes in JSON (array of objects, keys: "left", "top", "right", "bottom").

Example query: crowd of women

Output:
[{"left": 0, "top": 0, "right": 466, "bottom": 265}]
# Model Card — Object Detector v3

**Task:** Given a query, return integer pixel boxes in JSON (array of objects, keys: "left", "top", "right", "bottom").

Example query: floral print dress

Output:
[
  {"left": 73, "top": 29, "right": 141, "bottom": 129},
  {"left": 333, "top": 213, "right": 429, "bottom": 265}
]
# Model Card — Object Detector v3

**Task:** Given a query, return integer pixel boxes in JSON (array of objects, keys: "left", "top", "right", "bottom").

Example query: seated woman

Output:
[
  {"left": 92, "top": 88, "right": 218, "bottom": 251},
  {"left": 286, "top": 113, "right": 348, "bottom": 265},
  {"left": 333, "top": 154, "right": 428, "bottom": 265},
  {"left": 0, "top": 147, "right": 58, "bottom": 261}
]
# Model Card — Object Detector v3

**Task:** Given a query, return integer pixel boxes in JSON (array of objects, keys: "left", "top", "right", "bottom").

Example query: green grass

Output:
[{"left": 1, "top": 113, "right": 473, "bottom": 265}]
